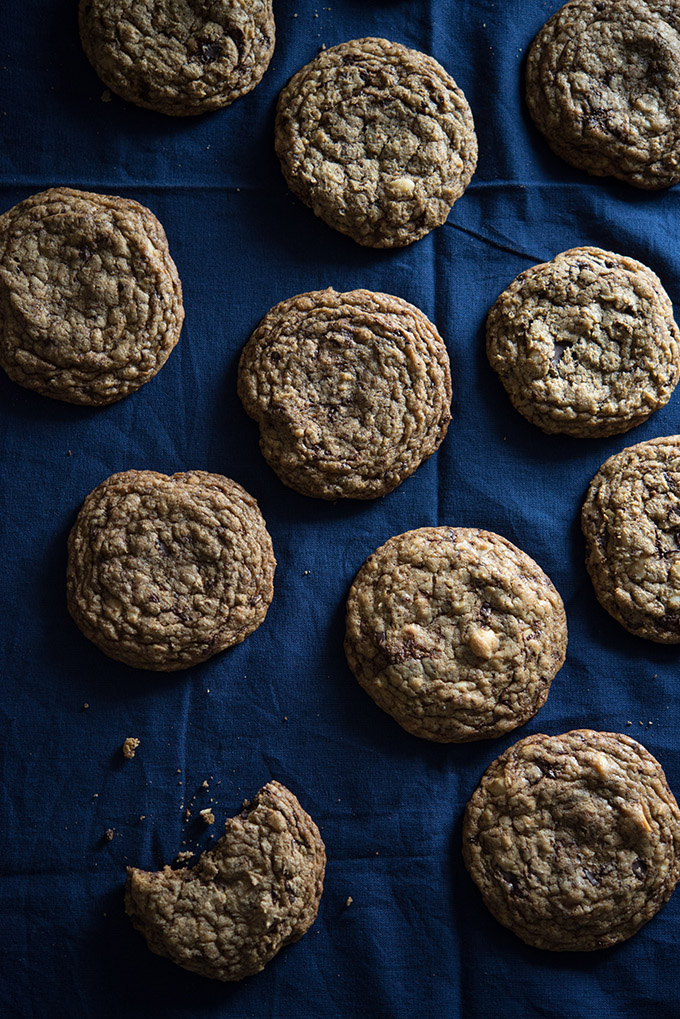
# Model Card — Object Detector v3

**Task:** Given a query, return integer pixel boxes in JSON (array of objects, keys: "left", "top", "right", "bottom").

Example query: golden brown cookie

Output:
[
  {"left": 79, "top": 0, "right": 275, "bottom": 116},
  {"left": 0, "top": 188, "right": 184, "bottom": 405},
  {"left": 344, "top": 527, "right": 567, "bottom": 742},
  {"left": 238, "top": 288, "right": 452, "bottom": 500},
  {"left": 275, "top": 37, "right": 477, "bottom": 247},
  {"left": 526, "top": 1, "right": 680, "bottom": 189},
  {"left": 126, "top": 781, "right": 325, "bottom": 980},
  {"left": 463, "top": 730, "right": 680, "bottom": 950},
  {"left": 67, "top": 470, "right": 275, "bottom": 670},
  {"left": 486, "top": 247, "right": 680, "bottom": 437},
  {"left": 582, "top": 435, "right": 680, "bottom": 642}
]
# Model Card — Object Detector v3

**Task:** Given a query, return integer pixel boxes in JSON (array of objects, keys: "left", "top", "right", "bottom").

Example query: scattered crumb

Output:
[
  {"left": 82, "top": 703, "right": 89, "bottom": 710},
  {"left": 101, "top": 89, "right": 112, "bottom": 102},
  {"left": 283, "top": 715, "right": 288, "bottom": 722},
  {"left": 176, "top": 850, "right": 193, "bottom": 864},
  {"left": 202, "top": 780, "right": 209, "bottom": 789},
  {"left": 626, "top": 721, "right": 632, "bottom": 726},
  {"left": 302, "top": 570, "right": 310, "bottom": 576},
  {"left": 200, "top": 809, "right": 215, "bottom": 825},
  {"left": 67, "top": 450, "right": 72, "bottom": 457},
  {"left": 139, "top": 815, "right": 146, "bottom": 821},
  {"left": 345, "top": 896, "right": 353, "bottom": 907},
  {"left": 92, "top": 793, "right": 99, "bottom": 799},
  {"left": 184, "top": 809, "right": 191, "bottom": 821},
  {"left": 105, "top": 828, "right": 114, "bottom": 842},
  {"left": 176, "top": 768, "right": 181, "bottom": 774},
  {"left": 122, "top": 737, "right": 140, "bottom": 759}
]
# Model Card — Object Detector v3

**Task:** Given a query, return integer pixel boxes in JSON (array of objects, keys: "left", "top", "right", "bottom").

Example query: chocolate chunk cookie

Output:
[
  {"left": 344, "top": 527, "right": 567, "bottom": 742},
  {"left": 126, "top": 781, "right": 325, "bottom": 980},
  {"left": 238, "top": 288, "right": 452, "bottom": 500},
  {"left": 275, "top": 37, "right": 477, "bottom": 247},
  {"left": 67, "top": 470, "right": 275, "bottom": 670},
  {"left": 525, "top": 1, "right": 680, "bottom": 189},
  {"left": 0, "top": 188, "right": 184, "bottom": 405},
  {"left": 486, "top": 247, "right": 680, "bottom": 437},
  {"left": 582, "top": 435, "right": 680, "bottom": 642},
  {"left": 463, "top": 730, "right": 680, "bottom": 950},
  {"left": 79, "top": 0, "right": 275, "bottom": 116}
]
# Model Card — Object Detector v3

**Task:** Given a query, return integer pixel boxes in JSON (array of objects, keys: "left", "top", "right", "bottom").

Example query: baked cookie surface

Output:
[
  {"left": 79, "top": 0, "right": 275, "bottom": 116},
  {"left": 238, "top": 288, "right": 452, "bottom": 500},
  {"left": 344, "top": 527, "right": 567, "bottom": 742},
  {"left": 67, "top": 470, "right": 275, "bottom": 670},
  {"left": 126, "top": 781, "right": 325, "bottom": 980},
  {"left": 526, "top": 0, "right": 680, "bottom": 189},
  {"left": 582, "top": 435, "right": 680, "bottom": 642},
  {"left": 275, "top": 37, "right": 477, "bottom": 247},
  {"left": 463, "top": 730, "right": 680, "bottom": 951},
  {"left": 486, "top": 247, "right": 680, "bottom": 437},
  {"left": 0, "top": 187, "right": 184, "bottom": 405}
]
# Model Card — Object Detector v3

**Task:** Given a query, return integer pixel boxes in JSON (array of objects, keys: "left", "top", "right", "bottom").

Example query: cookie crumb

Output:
[
  {"left": 139, "top": 815, "right": 146, "bottom": 821},
  {"left": 626, "top": 721, "right": 632, "bottom": 726},
  {"left": 200, "top": 809, "right": 215, "bottom": 825},
  {"left": 345, "top": 896, "right": 353, "bottom": 907},
  {"left": 101, "top": 89, "right": 112, "bottom": 102},
  {"left": 176, "top": 850, "right": 193, "bottom": 864},
  {"left": 105, "top": 828, "right": 114, "bottom": 841},
  {"left": 201, "top": 780, "right": 209, "bottom": 789},
  {"left": 82, "top": 702, "right": 89, "bottom": 709},
  {"left": 122, "top": 737, "right": 140, "bottom": 759}
]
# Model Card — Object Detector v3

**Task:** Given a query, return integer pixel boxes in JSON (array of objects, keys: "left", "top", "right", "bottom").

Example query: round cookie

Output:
[
  {"left": 463, "top": 730, "right": 680, "bottom": 951},
  {"left": 525, "top": 1, "right": 680, "bottom": 189},
  {"left": 79, "top": 0, "right": 275, "bottom": 117},
  {"left": 582, "top": 435, "right": 680, "bottom": 642},
  {"left": 0, "top": 188, "right": 184, "bottom": 405},
  {"left": 126, "top": 781, "right": 325, "bottom": 980},
  {"left": 486, "top": 247, "right": 680, "bottom": 437},
  {"left": 344, "top": 527, "right": 567, "bottom": 742},
  {"left": 67, "top": 470, "right": 275, "bottom": 670},
  {"left": 237, "top": 288, "right": 452, "bottom": 500},
  {"left": 275, "top": 37, "right": 477, "bottom": 247}
]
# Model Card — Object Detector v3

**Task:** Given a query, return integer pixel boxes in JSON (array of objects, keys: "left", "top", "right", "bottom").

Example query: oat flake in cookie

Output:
[
  {"left": 238, "top": 289, "right": 452, "bottom": 500},
  {"left": 126, "top": 781, "right": 325, "bottom": 980},
  {"left": 463, "top": 730, "right": 680, "bottom": 950},
  {"left": 582, "top": 435, "right": 680, "bottom": 642},
  {"left": 275, "top": 37, "right": 477, "bottom": 247},
  {"left": 525, "top": 1, "right": 680, "bottom": 189},
  {"left": 0, "top": 188, "right": 184, "bottom": 405},
  {"left": 67, "top": 470, "right": 275, "bottom": 670},
  {"left": 79, "top": 0, "right": 275, "bottom": 116},
  {"left": 486, "top": 247, "right": 680, "bottom": 437},
  {"left": 344, "top": 527, "right": 567, "bottom": 742}
]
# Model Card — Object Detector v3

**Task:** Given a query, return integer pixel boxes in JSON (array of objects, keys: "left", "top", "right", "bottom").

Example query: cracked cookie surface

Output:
[
  {"left": 67, "top": 469, "right": 275, "bottom": 670},
  {"left": 582, "top": 435, "right": 680, "bottom": 642},
  {"left": 525, "top": 0, "right": 680, "bottom": 188},
  {"left": 126, "top": 781, "right": 325, "bottom": 980},
  {"left": 0, "top": 188, "right": 184, "bottom": 405},
  {"left": 238, "top": 288, "right": 452, "bottom": 500},
  {"left": 486, "top": 247, "right": 680, "bottom": 437},
  {"left": 463, "top": 730, "right": 680, "bottom": 950},
  {"left": 275, "top": 37, "right": 477, "bottom": 247},
  {"left": 344, "top": 527, "right": 567, "bottom": 742},
  {"left": 79, "top": 0, "right": 275, "bottom": 116}
]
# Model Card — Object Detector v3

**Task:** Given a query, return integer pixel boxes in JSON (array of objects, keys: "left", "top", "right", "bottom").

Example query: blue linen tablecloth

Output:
[{"left": 1, "top": 1, "right": 680, "bottom": 1016}]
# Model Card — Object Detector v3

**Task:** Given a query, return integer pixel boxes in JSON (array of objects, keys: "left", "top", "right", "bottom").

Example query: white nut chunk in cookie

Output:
[{"left": 125, "top": 782, "right": 326, "bottom": 980}]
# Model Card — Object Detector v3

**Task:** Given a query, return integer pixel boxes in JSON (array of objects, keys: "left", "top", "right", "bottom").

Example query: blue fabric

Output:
[{"left": 2, "top": 1, "right": 680, "bottom": 1016}]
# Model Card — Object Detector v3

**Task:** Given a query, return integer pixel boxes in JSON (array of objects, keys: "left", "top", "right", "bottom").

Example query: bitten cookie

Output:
[
  {"left": 463, "top": 730, "right": 680, "bottom": 950},
  {"left": 126, "top": 781, "right": 325, "bottom": 980},
  {"left": 79, "top": 0, "right": 275, "bottom": 116},
  {"left": 344, "top": 527, "right": 567, "bottom": 742},
  {"left": 67, "top": 470, "right": 275, "bottom": 670},
  {"left": 238, "top": 288, "right": 452, "bottom": 500},
  {"left": 0, "top": 188, "right": 184, "bottom": 405},
  {"left": 486, "top": 247, "right": 680, "bottom": 437},
  {"left": 275, "top": 37, "right": 477, "bottom": 247},
  {"left": 582, "top": 435, "right": 680, "bottom": 642},
  {"left": 525, "top": 1, "right": 680, "bottom": 189}
]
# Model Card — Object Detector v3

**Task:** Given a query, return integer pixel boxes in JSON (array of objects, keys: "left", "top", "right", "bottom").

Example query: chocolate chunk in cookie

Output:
[
  {"left": 275, "top": 37, "right": 477, "bottom": 247},
  {"left": 126, "top": 781, "right": 325, "bottom": 980},
  {"left": 79, "top": 0, "right": 275, "bottom": 116},
  {"left": 582, "top": 435, "right": 680, "bottom": 642},
  {"left": 526, "top": 1, "right": 680, "bottom": 189},
  {"left": 487, "top": 247, "right": 680, "bottom": 437},
  {"left": 463, "top": 730, "right": 680, "bottom": 950},
  {"left": 67, "top": 470, "right": 275, "bottom": 670},
  {"left": 0, "top": 188, "right": 184, "bottom": 405},
  {"left": 238, "top": 288, "right": 452, "bottom": 500},
  {"left": 345, "top": 527, "right": 567, "bottom": 742}
]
